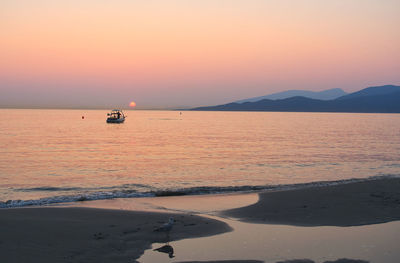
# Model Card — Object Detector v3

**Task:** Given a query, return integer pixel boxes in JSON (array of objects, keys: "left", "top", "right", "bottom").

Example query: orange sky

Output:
[{"left": 1, "top": 0, "right": 399, "bottom": 108}]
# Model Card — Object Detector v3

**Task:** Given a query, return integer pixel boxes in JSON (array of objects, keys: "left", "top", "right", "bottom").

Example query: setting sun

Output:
[{"left": 1, "top": 1, "right": 400, "bottom": 261}]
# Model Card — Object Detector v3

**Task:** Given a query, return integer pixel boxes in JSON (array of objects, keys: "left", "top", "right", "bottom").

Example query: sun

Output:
[{"left": 129, "top": 101, "right": 136, "bottom": 108}]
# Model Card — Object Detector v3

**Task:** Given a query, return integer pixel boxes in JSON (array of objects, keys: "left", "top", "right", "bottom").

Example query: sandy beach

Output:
[
  {"left": 1, "top": 177, "right": 399, "bottom": 262},
  {"left": 224, "top": 177, "right": 400, "bottom": 226},
  {"left": 2, "top": 0, "right": 400, "bottom": 261},
  {"left": 0, "top": 207, "right": 231, "bottom": 263}
]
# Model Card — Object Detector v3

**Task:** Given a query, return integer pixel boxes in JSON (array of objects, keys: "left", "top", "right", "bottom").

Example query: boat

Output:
[{"left": 106, "top": 109, "right": 126, "bottom": 123}]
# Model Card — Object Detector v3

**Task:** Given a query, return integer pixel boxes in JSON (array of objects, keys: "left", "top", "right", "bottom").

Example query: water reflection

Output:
[
  {"left": 139, "top": 217, "right": 400, "bottom": 262},
  {"left": 153, "top": 242, "right": 175, "bottom": 258},
  {"left": 276, "top": 259, "right": 369, "bottom": 263},
  {"left": 4, "top": 110, "right": 400, "bottom": 202}
]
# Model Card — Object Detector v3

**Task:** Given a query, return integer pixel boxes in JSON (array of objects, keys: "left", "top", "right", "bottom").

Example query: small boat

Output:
[{"left": 106, "top": 109, "right": 126, "bottom": 123}]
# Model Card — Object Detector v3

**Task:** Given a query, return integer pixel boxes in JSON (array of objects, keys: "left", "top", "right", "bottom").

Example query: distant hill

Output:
[
  {"left": 192, "top": 85, "right": 400, "bottom": 113},
  {"left": 336, "top": 85, "right": 400, "bottom": 100},
  {"left": 235, "top": 88, "right": 347, "bottom": 103}
]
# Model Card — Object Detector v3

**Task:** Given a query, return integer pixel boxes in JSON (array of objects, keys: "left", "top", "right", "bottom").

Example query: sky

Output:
[{"left": 1, "top": 0, "right": 399, "bottom": 109}]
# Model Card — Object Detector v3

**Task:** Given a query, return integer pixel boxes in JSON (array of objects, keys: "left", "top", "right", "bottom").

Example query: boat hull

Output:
[{"left": 106, "top": 118, "right": 125, "bottom": 123}]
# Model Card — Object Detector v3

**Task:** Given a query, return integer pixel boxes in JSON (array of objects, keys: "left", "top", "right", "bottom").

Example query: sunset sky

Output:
[{"left": 1, "top": 0, "right": 399, "bottom": 109}]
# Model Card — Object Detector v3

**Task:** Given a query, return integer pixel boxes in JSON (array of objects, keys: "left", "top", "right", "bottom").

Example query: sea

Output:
[{"left": 1, "top": 109, "right": 400, "bottom": 207}]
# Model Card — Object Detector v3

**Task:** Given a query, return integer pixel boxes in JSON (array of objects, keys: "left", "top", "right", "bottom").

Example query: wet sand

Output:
[
  {"left": 176, "top": 261, "right": 264, "bottom": 263},
  {"left": 1, "top": 178, "right": 399, "bottom": 262},
  {"left": 223, "top": 177, "right": 400, "bottom": 226},
  {"left": 176, "top": 260, "right": 367, "bottom": 263},
  {"left": 0, "top": 207, "right": 231, "bottom": 263}
]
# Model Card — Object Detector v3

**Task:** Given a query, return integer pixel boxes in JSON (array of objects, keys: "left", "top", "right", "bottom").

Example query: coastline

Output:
[
  {"left": 223, "top": 177, "right": 400, "bottom": 226},
  {"left": 2, "top": 176, "right": 394, "bottom": 209},
  {"left": 1, "top": 177, "right": 399, "bottom": 262},
  {"left": 0, "top": 207, "right": 231, "bottom": 263}
]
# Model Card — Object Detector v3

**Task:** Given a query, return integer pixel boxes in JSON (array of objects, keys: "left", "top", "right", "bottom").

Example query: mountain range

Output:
[
  {"left": 235, "top": 88, "right": 347, "bottom": 103},
  {"left": 191, "top": 85, "right": 400, "bottom": 113}
]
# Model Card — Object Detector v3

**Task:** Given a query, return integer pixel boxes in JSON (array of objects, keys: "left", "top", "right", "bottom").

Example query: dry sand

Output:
[
  {"left": 223, "top": 177, "right": 400, "bottom": 226},
  {"left": 0, "top": 207, "right": 231, "bottom": 263}
]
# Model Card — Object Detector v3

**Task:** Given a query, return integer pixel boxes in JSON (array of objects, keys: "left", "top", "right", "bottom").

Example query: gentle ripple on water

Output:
[{"left": 1, "top": 109, "right": 400, "bottom": 204}]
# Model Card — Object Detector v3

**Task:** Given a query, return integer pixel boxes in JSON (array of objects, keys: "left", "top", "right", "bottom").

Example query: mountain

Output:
[
  {"left": 336, "top": 85, "right": 400, "bottom": 100},
  {"left": 192, "top": 85, "right": 400, "bottom": 113},
  {"left": 235, "top": 88, "right": 347, "bottom": 103}
]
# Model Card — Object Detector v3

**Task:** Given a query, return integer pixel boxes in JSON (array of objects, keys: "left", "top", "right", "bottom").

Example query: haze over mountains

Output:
[
  {"left": 235, "top": 88, "right": 347, "bottom": 103},
  {"left": 192, "top": 85, "right": 400, "bottom": 113}
]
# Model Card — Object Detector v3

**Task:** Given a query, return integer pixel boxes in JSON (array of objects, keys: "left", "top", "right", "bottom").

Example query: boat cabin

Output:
[{"left": 106, "top": 109, "right": 125, "bottom": 123}]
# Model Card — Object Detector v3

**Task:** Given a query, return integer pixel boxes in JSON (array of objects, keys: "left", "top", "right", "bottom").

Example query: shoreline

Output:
[
  {"left": 1, "top": 177, "right": 399, "bottom": 262},
  {"left": 0, "top": 207, "right": 231, "bottom": 263},
  {"left": 223, "top": 177, "right": 400, "bottom": 226},
  {"left": 2, "top": 175, "right": 397, "bottom": 209}
]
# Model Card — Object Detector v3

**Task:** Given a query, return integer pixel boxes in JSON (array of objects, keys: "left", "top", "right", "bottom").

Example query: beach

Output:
[
  {"left": 2, "top": 0, "right": 400, "bottom": 261},
  {"left": 0, "top": 207, "right": 231, "bottom": 263},
  {"left": 1, "top": 177, "right": 399, "bottom": 262},
  {"left": 224, "top": 177, "right": 400, "bottom": 226}
]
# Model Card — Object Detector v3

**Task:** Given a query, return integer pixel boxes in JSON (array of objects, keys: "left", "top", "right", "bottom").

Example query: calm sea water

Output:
[{"left": 1, "top": 109, "right": 400, "bottom": 206}]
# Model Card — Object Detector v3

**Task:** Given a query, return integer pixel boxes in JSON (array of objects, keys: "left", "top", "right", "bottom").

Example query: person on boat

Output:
[{"left": 117, "top": 111, "right": 121, "bottom": 119}]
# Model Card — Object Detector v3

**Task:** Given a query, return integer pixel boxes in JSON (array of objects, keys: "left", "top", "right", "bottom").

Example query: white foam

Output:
[{"left": 1, "top": 174, "right": 398, "bottom": 208}]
